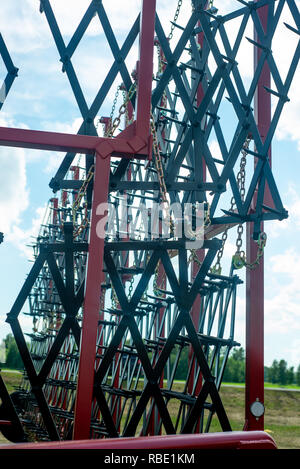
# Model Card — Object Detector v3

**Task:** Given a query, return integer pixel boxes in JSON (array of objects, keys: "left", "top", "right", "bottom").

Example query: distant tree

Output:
[
  {"left": 268, "top": 360, "right": 279, "bottom": 384},
  {"left": 222, "top": 347, "right": 245, "bottom": 383},
  {"left": 0, "top": 339, "right": 6, "bottom": 363},
  {"left": 265, "top": 359, "right": 297, "bottom": 385},
  {"left": 287, "top": 366, "right": 295, "bottom": 385},
  {"left": 3, "top": 333, "right": 23, "bottom": 370},
  {"left": 264, "top": 366, "right": 269, "bottom": 382},
  {"left": 278, "top": 359, "right": 288, "bottom": 385},
  {"left": 296, "top": 365, "right": 300, "bottom": 387},
  {"left": 166, "top": 345, "right": 189, "bottom": 381}
]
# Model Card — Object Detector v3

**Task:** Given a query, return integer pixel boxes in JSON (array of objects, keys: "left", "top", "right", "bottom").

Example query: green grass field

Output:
[{"left": 0, "top": 370, "right": 299, "bottom": 449}]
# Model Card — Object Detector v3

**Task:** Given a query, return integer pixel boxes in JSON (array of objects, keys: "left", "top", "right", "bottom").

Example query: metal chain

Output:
[
  {"left": 211, "top": 136, "right": 251, "bottom": 274},
  {"left": 150, "top": 113, "right": 168, "bottom": 204},
  {"left": 72, "top": 164, "right": 95, "bottom": 238},
  {"left": 153, "top": 262, "right": 164, "bottom": 297},
  {"left": 123, "top": 89, "right": 134, "bottom": 127},
  {"left": 210, "top": 228, "right": 228, "bottom": 274},
  {"left": 72, "top": 84, "right": 136, "bottom": 238},
  {"left": 150, "top": 113, "right": 176, "bottom": 237},
  {"left": 105, "top": 82, "right": 136, "bottom": 137},
  {"left": 232, "top": 137, "right": 267, "bottom": 270},
  {"left": 209, "top": 135, "right": 267, "bottom": 272},
  {"left": 128, "top": 275, "right": 134, "bottom": 300},
  {"left": 111, "top": 285, "right": 119, "bottom": 309},
  {"left": 185, "top": 203, "right": 211, "bottom": 241},
  {"left": 232, "top": 231, "right": 267, "bottom": 270},
  {"left": 232, "top": 137, "right": 249, "bottom": 263},
  {"left": 169, "top": 0, "right": 183, "bottom": 41},
  {"left": 151, "top": 115, "right": 212, "bottom": 237},
  {"left": 187, "top": 202, "right": 211, "bottom": 269}
]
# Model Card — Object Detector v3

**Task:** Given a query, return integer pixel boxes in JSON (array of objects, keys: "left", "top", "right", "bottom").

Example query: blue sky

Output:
[{"left": 0, "top": 0, "right": 300, "bottom": 369}]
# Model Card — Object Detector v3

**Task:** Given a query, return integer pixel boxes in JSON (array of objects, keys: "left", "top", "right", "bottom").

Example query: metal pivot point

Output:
[{"left": 250, "top": 399, "right": 265, "bottom": 420}]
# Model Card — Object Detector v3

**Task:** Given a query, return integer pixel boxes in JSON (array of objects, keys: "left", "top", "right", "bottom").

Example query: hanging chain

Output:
[
  {"left": 187, "top": 202, "right": 211, "bottom": 269},
  {"left": 105, "top": 82, "right": 136, "bottom": 137},
  {"left": 72, "top": 164, "right": 95, "bottom": 238},
  {"left": 111, "top": 285, "right": 119, "bottom": 309},
  {"left": 209, "top": 135, "right": 267, "bottom": 272},
  {"left": 169, "top": 0, "right": 183, "bottom": 41},
  {"left": 232, "top": 231, "right": 267, "bottom": 270},
  {"left": 150, "top": 113, "right": 168, "bottom": 204},
  {"left": 210, "top": 228, "right": 228, "bottom": 274},
  {"left": 153, "top": 261, "right": 164, "bottom": 297},
  {"left": 229, "top": 137, "right": 250, "bottom": 270},
  {"left": 211, "top": 137, "right": 250, "bottom": 272},
  {"left": 211, "top": 136, "right": 251, "bottom": 273},
  {"left": 150, "top": 112, "right": 176, "bottom": 241},
  {"left": 72, "top": 83, "right": 136, "bottom": 239},
  {"left": 232, "top": 136, "right": 267, "bottom": 270}
]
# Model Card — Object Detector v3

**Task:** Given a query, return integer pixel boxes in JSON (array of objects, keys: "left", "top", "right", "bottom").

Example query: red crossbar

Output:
[
  {"left": 0, "top": 431, "right": 277, "bottom": 450},
  {"left": 0, "top": 420, "right": 12, "bottom": 426}
]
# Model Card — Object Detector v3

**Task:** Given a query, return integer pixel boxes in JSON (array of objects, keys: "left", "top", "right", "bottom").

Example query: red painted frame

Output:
[
  {"left": 1, "top": 431, "right": 277, "bottom": 450},
  {"left": 245, "top": 1, "right": 271, "bottom": 431},
  {"left": 0, "top": 0, "right": 274, "bottom": 442}
]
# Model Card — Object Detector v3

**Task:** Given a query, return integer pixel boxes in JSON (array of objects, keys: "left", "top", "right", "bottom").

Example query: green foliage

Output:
[
  {"left": 2, "top": 333, "right": 24, "bottom": 370},
  {"left": 222, "top": 347, "right": 245, "bottom": 383},
  {"left": 165, "top": 345, "right": 189, "bottom": 381},
  {"left": 297, "top": 365, "right": 300, "bottom": 387},
  {"left": 0, "top": 341, "right": 5, "bottom": 363},
  {"left": 265, "top": 359, "right": 297, "bottom": 386}
]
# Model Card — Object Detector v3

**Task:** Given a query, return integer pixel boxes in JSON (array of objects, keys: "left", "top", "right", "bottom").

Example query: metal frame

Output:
[{"left": 1, "top": 0, "right": 299, "bottom": 443}]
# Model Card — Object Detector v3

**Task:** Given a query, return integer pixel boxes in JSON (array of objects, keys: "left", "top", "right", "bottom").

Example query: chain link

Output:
[
  {"left": 232, "top": 137, "right": 267, "bottom": 270},
  {"left": 72, "top": 83, "right": 136, "bottom": 238},
  {"left": 105, "top": 82, "right": 136, "bottom": 137},
  {"left": 72, "top": 164, "right": 95, "bottom": 238},
  {"left": 210, "top": 135, "right": 267, "bottom": 272},
  {"left": 169, "top": 0, "right": 183, "bottom": 41},
  {"left": 232, "top": 231, "right": 267, "bottom": 270},
  {"left": 111, "top": 285, "right": 119, "bottom": 309},
  {"left": 150, "top": 112, "right": 175, "bottom": 239}
]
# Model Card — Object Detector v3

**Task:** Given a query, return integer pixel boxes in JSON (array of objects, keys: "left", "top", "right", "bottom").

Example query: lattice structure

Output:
[{"left": 1, "top": 0, "right": 299, "bottom": 443}]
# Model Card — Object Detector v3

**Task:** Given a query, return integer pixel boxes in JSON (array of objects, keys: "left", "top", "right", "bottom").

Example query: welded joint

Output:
[{"left": 96, "top": 134, "right": 151, "bottom": 160}]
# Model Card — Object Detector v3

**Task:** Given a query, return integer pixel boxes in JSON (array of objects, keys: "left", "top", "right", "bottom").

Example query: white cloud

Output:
[
  {"left": 264, "top": 248, "right": 300, "bottom": 363},
  {"left": 0, "top": 0, "right": 51, "bottom": 54},
  {"left": 0, "top": 146, "right": 29, "bottom": 233},
  {"left": 0, "top": 113, "right": 49, "bottom": 256},
  {"left": 272, "top": 1, "right": 300, "bottom": 148},
  {"left": 267, "top": 183, "right": 300, "bottom": 238},
  {"left": 7, "top": 204, "right": 47, "bottom": 259}
]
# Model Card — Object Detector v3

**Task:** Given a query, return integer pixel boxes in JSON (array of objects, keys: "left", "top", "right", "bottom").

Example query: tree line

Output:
[
  {"left": 169, "top": 346, "right": 300, "bottom": 386},
  {"left": 221, "top": 347, "right": 300, "bottom": 386}
]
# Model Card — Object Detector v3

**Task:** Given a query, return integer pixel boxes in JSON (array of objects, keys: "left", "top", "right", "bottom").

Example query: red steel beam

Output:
[
  {"left": 73, "top": 153, "right": 111, "bottom": 440},
  {"left": 0, "top": 124, "right": 149, "bottom": 158},
  {"left": 245, "top": 2, "right": 271, "bottom": 431},
  {"left": 1, "top": 431, "right": 277, "bottom": 450},
  {"left": 135, "top": 0, "right": 156, "bottom": 140}
]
